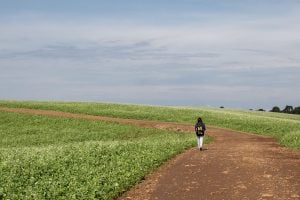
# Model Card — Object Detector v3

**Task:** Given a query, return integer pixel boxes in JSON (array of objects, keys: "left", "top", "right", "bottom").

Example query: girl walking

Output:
[{"left": 195, "top": 117, "right": 206, "bottom": 151}]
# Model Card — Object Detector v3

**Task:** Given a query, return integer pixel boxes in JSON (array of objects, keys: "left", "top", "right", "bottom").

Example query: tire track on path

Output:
[{"left": 1, "top": 107, "right": 299, "bottom": 200}]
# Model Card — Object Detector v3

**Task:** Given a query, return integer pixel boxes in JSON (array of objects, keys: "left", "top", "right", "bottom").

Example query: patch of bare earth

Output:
[{"left": 1, "top": 107, "right": 299, "bottom": 200}]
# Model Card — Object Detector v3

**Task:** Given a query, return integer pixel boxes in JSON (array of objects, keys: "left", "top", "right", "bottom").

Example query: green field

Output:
[
  {"left": 0, "top": 100, "right": 299, "bottom": 199},
  {"left": 0, "top": 110, "right": 202, "bottom": 199},
  {"left": 0, "top": 111, "right": 205, "bottom": 199},
  {"left": 0, "top": 100, "right": 299, "bottom": 148}
]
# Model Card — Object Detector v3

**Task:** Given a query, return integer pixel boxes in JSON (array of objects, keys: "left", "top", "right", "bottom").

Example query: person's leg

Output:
[
  {"left": 199, "top": 136, "right": 204, "bottom": 150},
  {"left": 196, "top": 136, "right": 200, "bottom": 149}
]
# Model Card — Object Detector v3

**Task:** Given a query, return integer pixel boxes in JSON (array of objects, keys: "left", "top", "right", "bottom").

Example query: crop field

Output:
[
  {"left": 0, "top": 100, "right": 299, "bottom": 199},
  {"left": 0, "top": 110, "right": 202, "bottom": 199},
  {"left": 0, "top": 100, "right": 299, "bottom": 148}
]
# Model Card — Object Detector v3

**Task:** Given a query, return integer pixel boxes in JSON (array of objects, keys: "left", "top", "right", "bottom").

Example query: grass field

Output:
[
  {"left": 0, "top": 100, "right": 299, "bottom": 148},
  {"left": 0, "top": 100, "right": 299, "bottom": 199},
  {"left": 0, "top": 110, "right": 203, "bottom": 199}
]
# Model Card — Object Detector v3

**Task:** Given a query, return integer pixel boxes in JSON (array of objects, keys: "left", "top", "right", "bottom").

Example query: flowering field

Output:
[
  {"left": 0, "top": 100, "right": 299, "bottom": 199},
  {"left": 0, "top": 110, "right": 197, "bottom": 199},
  {"left": 1, "top": 100, "right": 299, "bottom": 148}
]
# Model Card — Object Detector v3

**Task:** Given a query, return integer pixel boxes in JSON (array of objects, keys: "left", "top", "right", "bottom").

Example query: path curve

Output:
[{"left": 0, "top": 107, "right": 299, "bottom": 200}]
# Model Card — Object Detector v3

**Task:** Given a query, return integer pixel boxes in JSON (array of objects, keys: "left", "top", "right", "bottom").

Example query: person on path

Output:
[{"left": 195, "top": 117, "right": 206, "bottom": 151}]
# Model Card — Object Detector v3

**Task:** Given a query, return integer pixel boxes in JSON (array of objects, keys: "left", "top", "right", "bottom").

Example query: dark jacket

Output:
[{"left": 195, "top": 122, "right": 206, "bottom": 137}]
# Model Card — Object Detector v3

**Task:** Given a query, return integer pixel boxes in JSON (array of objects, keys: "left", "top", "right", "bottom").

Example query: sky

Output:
[{"left": 1, "top": 0, "right": 300, "bottom": 110}]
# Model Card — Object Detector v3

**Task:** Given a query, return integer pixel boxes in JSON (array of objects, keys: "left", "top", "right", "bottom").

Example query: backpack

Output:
[{"left": 196, "top": 123, "right": 205, "bottom": 136}]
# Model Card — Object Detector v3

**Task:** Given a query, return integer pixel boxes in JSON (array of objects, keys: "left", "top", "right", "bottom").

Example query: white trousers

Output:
[{"left": 197, "top": 136, "right": 204, "bottom": 149}]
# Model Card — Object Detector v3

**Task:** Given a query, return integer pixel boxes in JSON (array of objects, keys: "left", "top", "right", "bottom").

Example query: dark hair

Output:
[{"left": 197, "top": 117, "right": 203, "bottom": 123}]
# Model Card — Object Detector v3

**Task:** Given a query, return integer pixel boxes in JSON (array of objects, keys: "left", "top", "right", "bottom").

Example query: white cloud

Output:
[
  {"left": 1, "top": 10, "right": 300, "bottom": 108},
  {"left": 1, "top": 13, "right": 300, "bottom": 68}
]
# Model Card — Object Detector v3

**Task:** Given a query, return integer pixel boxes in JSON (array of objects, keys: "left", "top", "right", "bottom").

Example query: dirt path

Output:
[{"left": 1, "top": 107, "right": 300, "bottom": 200}]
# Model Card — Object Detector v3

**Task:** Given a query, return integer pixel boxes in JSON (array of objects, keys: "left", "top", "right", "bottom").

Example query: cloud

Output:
[
  {"left": 1, "top": 12, "right": 300, "bottom": 67},
  {"left": 0, "top": 6, "right": 300, "bottom": 108}
]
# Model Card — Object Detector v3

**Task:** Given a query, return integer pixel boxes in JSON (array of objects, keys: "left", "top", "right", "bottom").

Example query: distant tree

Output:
[
  {"left": 257, "top": 108, "right": 265, "bottom": 112},
  {"left": 282, "top": 105, "right": 293, "bottom": 114},
  {"left": 249, "top": 109, "right": 253, "bottom": 111},
  {"left": 270, "top": 106, "right": 280, "bottom": 113},
  {"left": 220, "top": 106, "right": 224, "bottom": 109},
  {"left": 292, "top": 106, "right": 300, "bottom": 114}
]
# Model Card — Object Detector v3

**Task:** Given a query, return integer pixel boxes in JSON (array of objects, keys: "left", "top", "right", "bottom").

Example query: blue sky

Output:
[{"left": 1, "top": 0, "right": 300, "bottom": 109}]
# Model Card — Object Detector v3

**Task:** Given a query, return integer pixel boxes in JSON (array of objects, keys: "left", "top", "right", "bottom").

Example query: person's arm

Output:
[{"left": 203, "top": 123, "right": 206, "bottom": 132}]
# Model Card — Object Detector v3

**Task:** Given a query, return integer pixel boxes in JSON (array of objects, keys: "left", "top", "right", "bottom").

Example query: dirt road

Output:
[{"left": 1, "top": 107, "right": 299, "bottom": 200}]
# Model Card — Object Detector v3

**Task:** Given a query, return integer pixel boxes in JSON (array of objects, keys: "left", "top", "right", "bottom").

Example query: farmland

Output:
[
  {"left": 0, "top": 100, "right": 299, "bottom": 199},
  {"left": 0, "top": 110, "right": 200, "bottom": 199},
  {"left": 0, "top": 100, "right": 299, "bottom": 148}
]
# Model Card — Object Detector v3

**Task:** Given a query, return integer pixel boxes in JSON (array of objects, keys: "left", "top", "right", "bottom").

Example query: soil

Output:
[{"left": 1, "top": 107, "right": 299, "bottom": 200}]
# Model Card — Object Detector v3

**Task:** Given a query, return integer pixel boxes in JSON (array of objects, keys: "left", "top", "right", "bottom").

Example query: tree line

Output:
[
  {"left": 219, "top": 105, "right": 300, "bottom": 114},
  {"left": 270, "top": 105, "right": 300, "bottom": 114}
]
